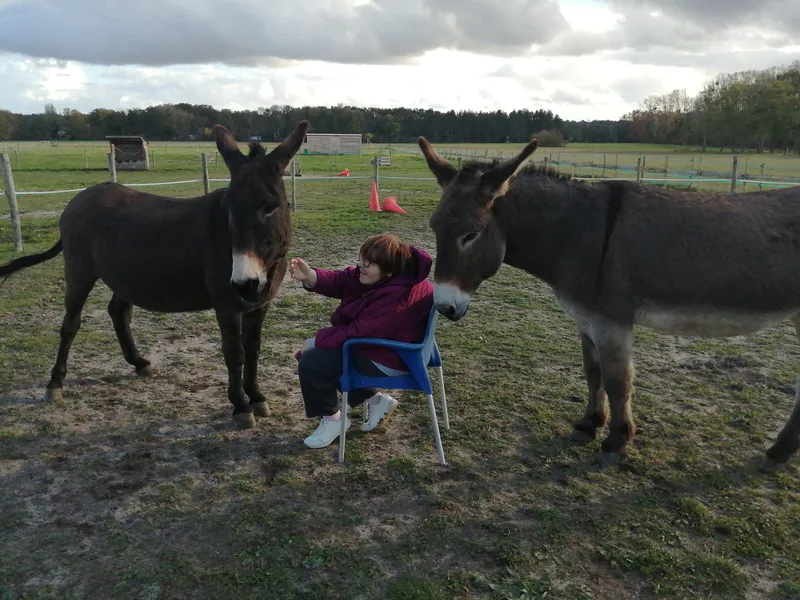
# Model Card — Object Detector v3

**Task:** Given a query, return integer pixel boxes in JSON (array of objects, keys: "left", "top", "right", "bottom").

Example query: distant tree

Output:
[
  {"left": 535, "top": 129, "right": 564, "bottom": 147},
  {"left": 2, "top": 63, "right": 798, "bottom": 152},
  {"left": 0, "top": 110, "right": 16, "bottom": 140}
]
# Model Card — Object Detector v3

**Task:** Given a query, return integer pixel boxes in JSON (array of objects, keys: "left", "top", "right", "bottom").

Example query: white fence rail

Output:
[{"left": 3, "top": 149, "right": 800, "bottom": 253}]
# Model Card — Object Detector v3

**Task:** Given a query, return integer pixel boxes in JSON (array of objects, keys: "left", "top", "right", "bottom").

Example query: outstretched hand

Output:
[{"left": 289, "top": 258, "right": 317, "bottom": 287}]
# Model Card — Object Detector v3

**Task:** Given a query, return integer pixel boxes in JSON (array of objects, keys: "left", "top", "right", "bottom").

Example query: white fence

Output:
[{"left": 3, "top": 149, "right": 800, "bottom": 253}]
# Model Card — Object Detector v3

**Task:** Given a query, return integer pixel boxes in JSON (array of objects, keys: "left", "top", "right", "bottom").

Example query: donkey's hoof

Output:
[
  {"left": 44, "top": 388, "right": 63, "bottom": 403},
  {"left": 136, "top": 365, "right": 155, "bottom": 377},
  {"left": 569, "top": 428, "right": 595, "bottom": 444},
  {"left": 595, "top": 451, "right": 622, "bottom": 469},
  {"left": 251, "top": 401, "right": 271, "bottom": 418},
  {"left": 233, "top": 411, "right": 257, "bottom": 429},
  {"left": 759, "top": 458, "right": 786, "bottom": 474}
]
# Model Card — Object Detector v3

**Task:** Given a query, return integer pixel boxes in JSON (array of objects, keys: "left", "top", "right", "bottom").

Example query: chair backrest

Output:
[{"left": 419, "top": 305, "right": 440, "bottom": 364}]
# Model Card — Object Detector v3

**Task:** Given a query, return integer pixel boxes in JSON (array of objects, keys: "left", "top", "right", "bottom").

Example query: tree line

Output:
[{"left": 0, "top": 60, "right": 797, "bottom": 152}]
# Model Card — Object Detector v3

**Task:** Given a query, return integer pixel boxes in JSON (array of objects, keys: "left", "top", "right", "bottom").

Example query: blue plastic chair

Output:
[{"left": 338, "top": 306, "right": 449, "bottom": 465}]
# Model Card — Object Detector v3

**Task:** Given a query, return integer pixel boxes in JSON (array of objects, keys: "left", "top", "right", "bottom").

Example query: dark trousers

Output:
[{"left": 298, "top": 347, "right": 389, "bottom": 418}]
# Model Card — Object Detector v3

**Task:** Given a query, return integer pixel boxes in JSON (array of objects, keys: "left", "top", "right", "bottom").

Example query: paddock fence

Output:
[{"left": 2, "top": 146, "right": 800, "bottom": 253}]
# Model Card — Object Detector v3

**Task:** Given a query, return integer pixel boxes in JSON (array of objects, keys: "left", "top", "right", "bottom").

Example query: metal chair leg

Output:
[
  {"left": 435, "top": 366, "right": 449, "bottom": 430},
  {"left": 338, "top": 392, "right": 349, "bottom": 463},
  {"left": 426, "top": 393, "right": 446, "bottom": 465}
]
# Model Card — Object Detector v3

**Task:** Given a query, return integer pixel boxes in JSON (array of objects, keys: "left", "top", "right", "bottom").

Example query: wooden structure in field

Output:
[
  {"left": 304, "top": 133, "right": 362, "bottom": 155},
  {"left": 105, "top": 135, "right": 150, "bottom": 171}
]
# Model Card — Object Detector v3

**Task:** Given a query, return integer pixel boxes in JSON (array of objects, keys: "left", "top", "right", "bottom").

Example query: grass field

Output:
[{"left": 1, "top": 142, "right": 800, "bottom": 599}]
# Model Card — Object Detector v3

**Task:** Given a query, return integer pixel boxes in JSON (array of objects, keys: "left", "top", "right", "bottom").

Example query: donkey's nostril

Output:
[
  {"left": 439, "top": 304, "right": 457, "bottom": 320},
  {"left": 232, "top": 278, "right": 261, "bottom": 302}
]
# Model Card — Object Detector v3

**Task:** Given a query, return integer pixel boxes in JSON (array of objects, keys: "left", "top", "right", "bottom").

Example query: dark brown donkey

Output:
[
  {"left": 0, "top": 120, "right": 309, "bottom": 429},
  {"left": 418, "top": 136, "right": 800, "bottom": 471}
]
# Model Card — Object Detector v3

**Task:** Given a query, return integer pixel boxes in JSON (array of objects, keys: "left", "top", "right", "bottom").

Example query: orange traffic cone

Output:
[
  {"left": 369, "top": 181, "right": 381, "bottom": 211},
  {"left": 337, "top": 168, "right": 350, "bottom": 176},
  {"left": 381, "top": 196, "right": 407, "bottom": 214}
]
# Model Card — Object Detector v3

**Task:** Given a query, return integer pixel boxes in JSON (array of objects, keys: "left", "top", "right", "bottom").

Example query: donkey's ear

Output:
[
  {"left": 418, "top": 136, "right": 458, "bottom": 187},
  {"left": 267, "top": 120, "right": 310, "bottom": 173},
  {"left": 479, "top": 138, "right": 538, "bottom": 199},
  {"left": 215, "top": 125, "right": 245, "bottom": 171}
]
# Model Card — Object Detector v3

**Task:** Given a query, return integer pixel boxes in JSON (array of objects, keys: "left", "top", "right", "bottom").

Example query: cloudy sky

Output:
[{"left": 0, "top": 0, "right": 798, "bottom": 120}]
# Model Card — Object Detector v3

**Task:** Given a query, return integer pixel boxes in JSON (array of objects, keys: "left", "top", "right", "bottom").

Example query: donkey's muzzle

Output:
[
  {"left": 231, "top": 252, "right": 268, "bottom": 304},
  {"left": 436, "top": 302, "right": 468, "bottom": 321},
  {"left": 433, "top": 282, "right": 470, "bottom": 321},
  {"left": 231, "top": 278, "right": 264, "bottom": 304}
]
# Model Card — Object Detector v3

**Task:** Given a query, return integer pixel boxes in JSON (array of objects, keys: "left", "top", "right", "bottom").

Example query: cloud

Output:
[
  {"left": 607, "top": 0, "right": 800, "bottom": 34},
  {"left": 0, "top": 1, "right": 797, "bottom": 123},
  {"left": 0, "top": 0, "right": 569, "bottom": 67},
  {"left": 539, "top": 0, "right": 800, "bottom": 59},
  {"left": 606, "top": 47, "right": 800, "bottom": 74}
]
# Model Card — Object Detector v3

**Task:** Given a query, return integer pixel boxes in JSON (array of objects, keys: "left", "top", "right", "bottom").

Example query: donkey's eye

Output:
[
  {"left": 257, "top": 205, "right": 276, "bottom": 223},
  {"left": 459, "top": 231, "right": 480, "bottom": 248}
]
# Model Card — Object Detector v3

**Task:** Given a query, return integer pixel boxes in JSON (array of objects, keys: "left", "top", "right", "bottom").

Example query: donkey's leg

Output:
[
  {"left": 214, "top": 308, "right": 254, "bottom": 429},
  {"left": 570, "top": 330, "right": 609, "bottom": 443},
  {"left": 762, "top": 314, "right": 800, "bottom": 471},
  {"left": 592, "top": 322, "right": 636, "bottom": 468},
  {"left": 108, "top": 293, "right": 152, "bottom": 376},
  {"left": 45, "top": 273, "right": 97, "bottom": 402},
  {"left": 242, "top": 304, "right": 270, "bottom": 418}
]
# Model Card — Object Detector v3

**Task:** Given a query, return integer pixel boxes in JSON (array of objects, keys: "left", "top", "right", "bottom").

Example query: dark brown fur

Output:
[
  {"left": 418, "top": 135, "right": 800, "bottom": 471},
  {"left": 0, "top": 121, "right": 309, "bottom": 428}
]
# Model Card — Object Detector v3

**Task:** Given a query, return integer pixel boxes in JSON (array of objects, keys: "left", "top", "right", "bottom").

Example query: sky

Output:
[{"left": 0, "top": 0, "right": 798, "bottom": 121}]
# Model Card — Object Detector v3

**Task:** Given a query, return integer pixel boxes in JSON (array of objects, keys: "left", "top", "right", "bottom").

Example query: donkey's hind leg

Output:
[
  {"left": 762, "top": 314, "right": 800, "bottom": 471},
  {"left": 591, "top": 322, "right": 636, "bottom": 468},
  {"left": 108, "top": 293, "right": 153, "bottom": 376},
  {"left": 45, "top": 272, "right": 97, "bottom": 402},
  {"left": 571, "top": 330, "right": 610, "bottom": 443}
]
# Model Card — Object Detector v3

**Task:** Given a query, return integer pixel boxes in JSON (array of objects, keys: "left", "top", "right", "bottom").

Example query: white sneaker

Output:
[
  {"left": 304, "top": 416, "right": 352, "bottom": 448},
  {"left": 361, "top": 394, "right": 399, "bottom": 432}
]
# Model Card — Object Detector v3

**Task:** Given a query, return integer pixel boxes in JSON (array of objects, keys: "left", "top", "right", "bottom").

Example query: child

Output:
[{"left": 289, "top": 233, "right": 434, "bottom": 449}]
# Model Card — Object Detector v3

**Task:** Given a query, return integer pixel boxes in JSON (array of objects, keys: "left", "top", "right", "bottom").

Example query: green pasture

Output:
[{"left": 0, "top": 148, "right": 799, "bottom": 599}]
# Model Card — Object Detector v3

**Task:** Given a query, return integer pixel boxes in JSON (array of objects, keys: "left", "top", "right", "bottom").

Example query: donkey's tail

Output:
[{"left": 0, "top": 239, "right": 63, "bottom": 285}]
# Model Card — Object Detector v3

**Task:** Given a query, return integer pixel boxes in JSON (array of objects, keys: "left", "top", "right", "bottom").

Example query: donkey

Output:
[
  {"left": 0, "top": 120, "right": 309, "bottom": 429},
  {"left": 418, "top": 135, "right": 800, "bottom": 471}
]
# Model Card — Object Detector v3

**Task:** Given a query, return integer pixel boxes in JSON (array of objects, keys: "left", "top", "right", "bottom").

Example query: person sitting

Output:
[{"left": 289, "top": 233, "right": 434, "bottom": 449}]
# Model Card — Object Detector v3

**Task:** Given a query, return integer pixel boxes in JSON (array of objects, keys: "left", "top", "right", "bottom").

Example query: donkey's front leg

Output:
[
  {"left": 242, "top": 304, "right": 270, "bottom": 418},
  {"left": 215, "top": 309, "right": 255, "bottom": 429},
  {"left": 571, "top": 329, "right": 609, "bottom": 443},
  {"left": 592, "top": 322, "right": 636, "bottom": 468}
]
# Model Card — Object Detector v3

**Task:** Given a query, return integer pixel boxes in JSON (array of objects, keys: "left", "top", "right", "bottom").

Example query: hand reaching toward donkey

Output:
[
  {"left": 290, "top": 257, "right": 317, "bottom": 361},
  {"left": 289, "top": 258, "right": 317, "bottom": 288}
]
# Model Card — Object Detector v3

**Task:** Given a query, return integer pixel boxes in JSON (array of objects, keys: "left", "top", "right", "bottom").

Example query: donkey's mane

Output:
[
  {"left": 460, "top": 159, "right": 502, "bottom": 173},
  {"left": 248, "top": 141, "right": 267, "bottom": 159},
  {"left": 460, "top": 159, "right": 573, "bottom": 183}
]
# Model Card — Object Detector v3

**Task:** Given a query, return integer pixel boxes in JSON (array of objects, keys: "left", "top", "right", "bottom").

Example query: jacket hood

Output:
[{"left": 386, "top": 245, "right": 432, "bottom": 286}]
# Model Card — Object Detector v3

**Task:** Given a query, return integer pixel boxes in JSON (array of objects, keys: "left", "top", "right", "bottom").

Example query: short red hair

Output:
[{"left": 359, "top": 233, "right": 413, "bottom": 276}]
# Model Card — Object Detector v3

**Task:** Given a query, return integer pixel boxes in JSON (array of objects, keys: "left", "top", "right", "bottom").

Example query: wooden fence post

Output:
[
  {"left": 108, "top": 145, "right": 117, "bottom": 183},
  {"left": 730, "top": 156, "right": 739, "bottom": 193},
  {"left": 742, "top": 156, "right": 749, "bottom": 193},
  {"left": 1, "top": 153, "right": 22, "bottom": 252},
  {"left": 373, "top": 154, "right": 380, "bottom": 192},
  {"left": 201, "top": 152, "right": 209, "bottom": 194},
  {"left": 636, "top": 157, "right": 642, "bottom": 183},
  {"left": 291, "top": 158, "right": 296, "bottom": 211}
]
